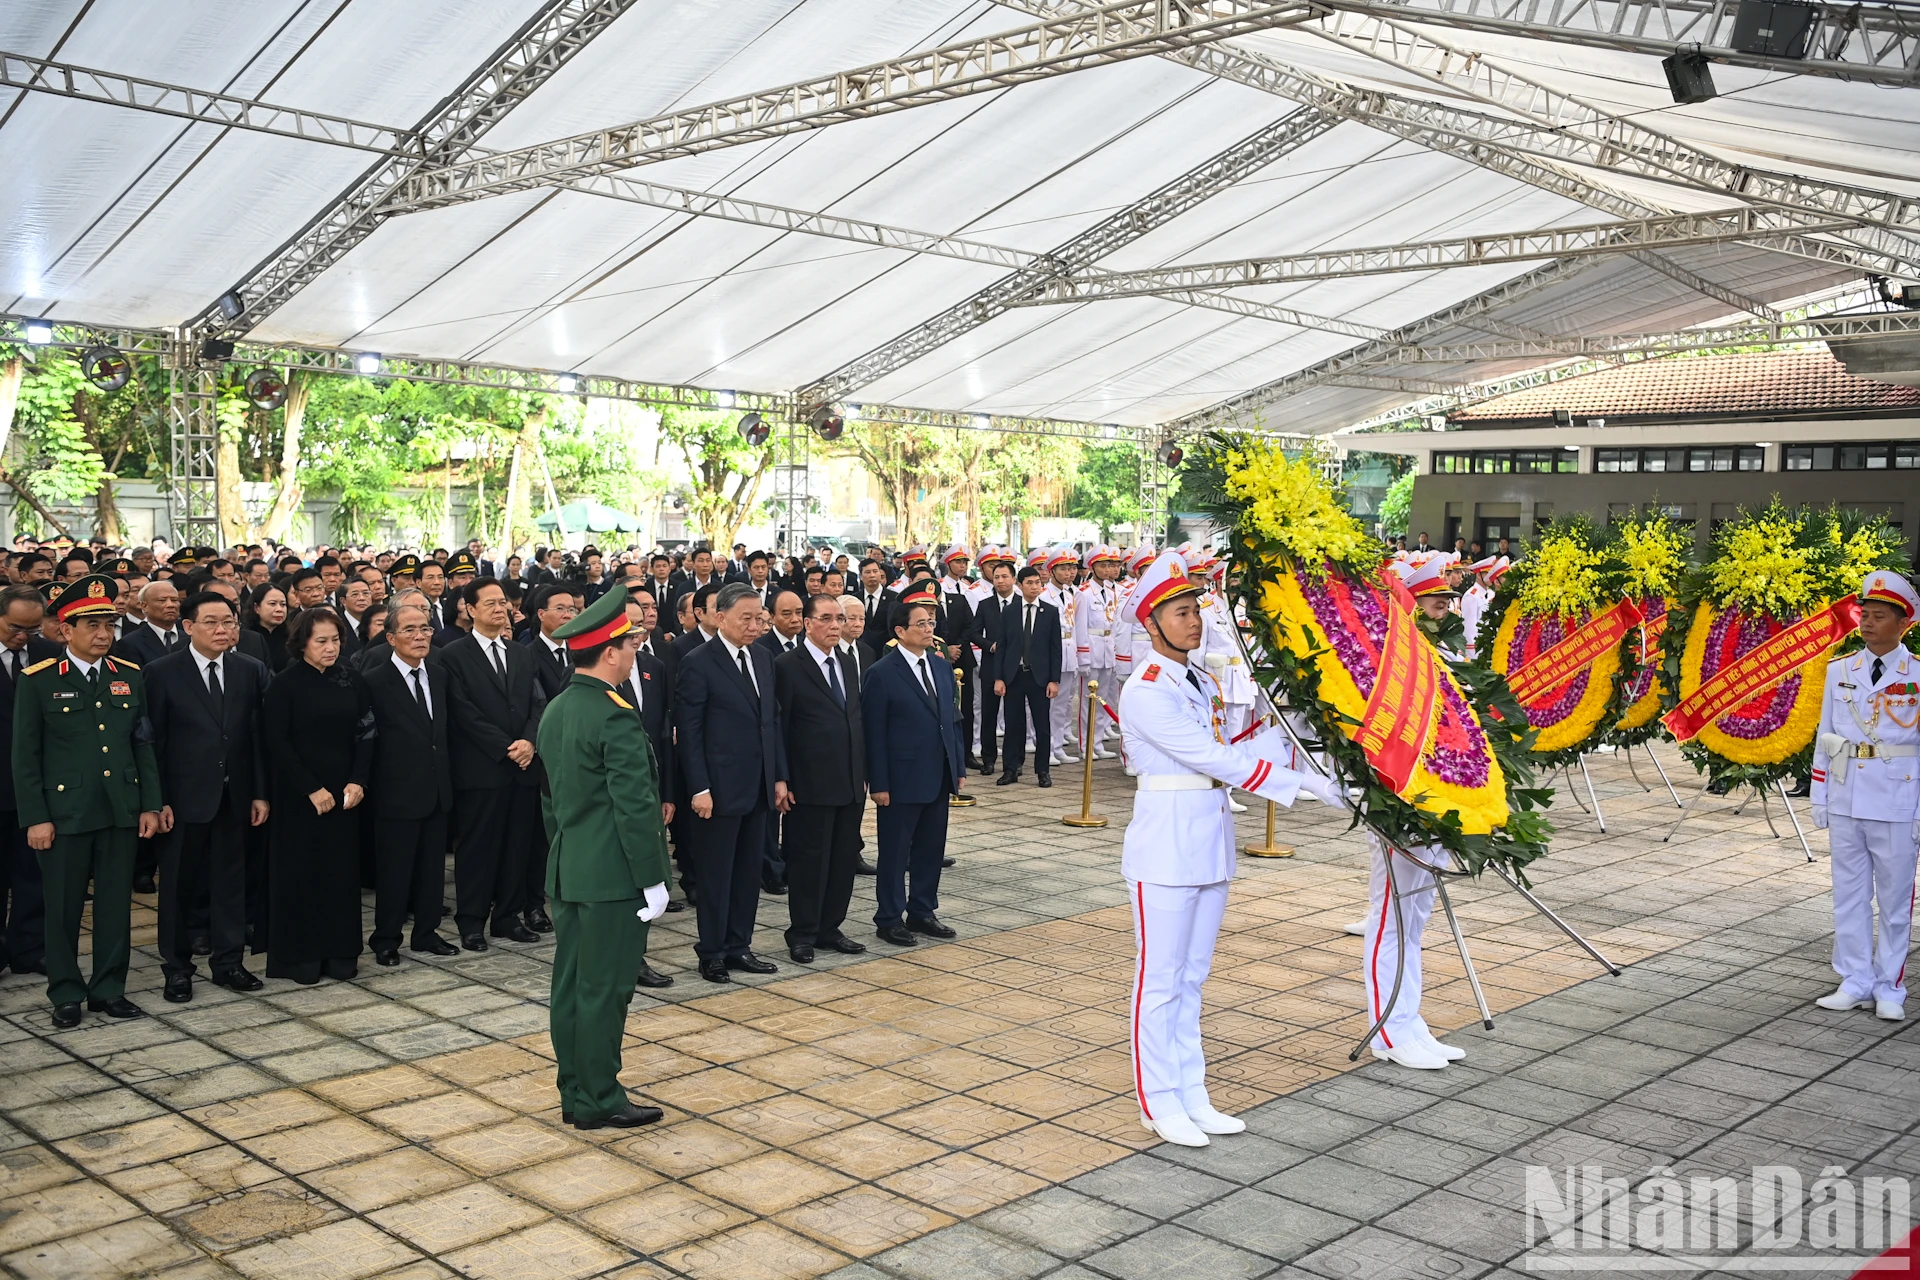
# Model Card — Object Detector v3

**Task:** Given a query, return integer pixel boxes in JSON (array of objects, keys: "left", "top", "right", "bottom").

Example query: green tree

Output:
[
  {"left": 832, "top": 420, "right": 949, "bottom": 546},
  {"left": 1378, "top": 470, "right": 1415, "bottom": 537},
  {"left": 658, "top": 405, "right": 776, "bottom": 550},
  {"left": 1068, "top": 442, "right": 1140, "bottom": 541},
  {"left": 981, "top": 435, "right": 1079, "bottom": 548}
]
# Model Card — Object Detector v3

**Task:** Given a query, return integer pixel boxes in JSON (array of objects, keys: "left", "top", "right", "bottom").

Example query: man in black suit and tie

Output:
[
  {"left": 725, "top": 544, "right": 750, "bottom": 584},
  {"left": 675, "top": 583, "right": 790, "bottom": 983},
  {"left": 418, "top": 559, "right": 452, "bottom": 633},
  {"left": 988, "top": 566, "right": 1063, "bottom": 788},
  {"left": 758, "top": 589, "right": 804, "bottom": 657},
  {"left": 668, "top": 547, "right": 722, "bottom": 621},
  {"left": 0, "top": 587, "right": 60, "bottom": 978},
  {"left": 740, "top": 552, "right": 777, "bottom": 612},
  {"left": 835, "top": 595, "right": 879, "bottom": 683},
  {"left": 862, "top": 590, "right": 965, "bottom": 946},
  {"left": 441, "top": 579, "right": 547, "bottom": 949},
  {"left": 773, "top": 594, "right": 868, "bottom": 965},
  {"left": 363, "top": 601, "right": 457, "bottom": 964},
  {"left": 112, "top": 580, "right": 184, "bottom": 665},
  {"left": 853, "top": 560, "right": 889, "bottom": 631},
  {"left": 524, "top": 582, "right": 581, "bottom": 701},
  {"left": 146, "top": 591, "right": 272, "bottom": 1001},
  {"left": 966, "top": 560, "right": 1020, "bottom": 777}
]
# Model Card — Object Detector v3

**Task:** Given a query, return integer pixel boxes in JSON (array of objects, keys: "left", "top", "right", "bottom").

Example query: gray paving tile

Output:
[
  {"left": 872, "top": 1222, "right": 1058, "bottom": 1280},
  {"left": 1339, "top": 1126, "right": 1491, "bottom": 1186},
  {"left": 978, "top": 1187, "right": 1154, "bottom": 1258},
  {"left": 1395, "top": 1100, "right": 1553, "bottom": 1155},
  {"left": 1378, "top": 1190, "right": 1529, "bottom": 1265},
  {"left": 1453, "top": 1078, "right": 1598, "bottom": 1126},
  {"left": 1069, "top": 1156, "right": 1238, "bottom": 1220},
  {"left": 1081, "top": 1223, "right": 1273, "bottom": 1280},
  {"left": 1259, "top": 1154, "right": 1428, "bottom": 1220},
  {"left": 1175, "top": 1188, "right": 1357, "bottom": 1261},
  {"left": 1243, "top": 1098, "right": 1380, "bottom": 1152},
  {"left": 1294, "top": 1225, "right": 1493, "bottom": 1280},
  {"left": 1152, "top": 1132, "right": 1316, "bottom": 1185},
  {"left": 1563, "top": 1101, "right": 1722, "bottom": 1157}
]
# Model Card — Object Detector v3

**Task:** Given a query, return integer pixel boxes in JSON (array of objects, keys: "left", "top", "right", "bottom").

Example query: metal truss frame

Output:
[
  {"left": 164, "top": 348, "right": 219, "bottom": 549},
  {"left": 382, "top": 1, "right": 1320, "bottom": 214},
  {"left": 1310, "top": 0, "right": 1920, "bottom": 88},
  {"left": 0, "top": 49, "right": 415, "bottom": 154},
  {"left": 1626, "top": 249, "right": 1780, "bottom": 320},
  {"left": 1008, "top": 206, "right": 1849, "bottom": 301}
]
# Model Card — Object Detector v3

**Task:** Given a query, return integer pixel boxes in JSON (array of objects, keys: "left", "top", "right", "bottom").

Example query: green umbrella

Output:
[{"left": 533, "top": 501, "right": 648, "bottom": 534}]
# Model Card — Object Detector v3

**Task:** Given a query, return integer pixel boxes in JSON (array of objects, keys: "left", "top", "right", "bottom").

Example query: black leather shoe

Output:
[
  {"left": 665, "top": 899, "right": 686, "bottom": 913},
  {"left": 163, "top": 975, "right": 193, "bottom": 1003},
  {"left": 788, "top": 945, "right": 815, "bottom": 965},
  {"left": 573, "top": 1103, "right": 663, "bottom": 1130},
  {"left": 726, "top": 952, "right": 778, "bottom": 975},
  {"left": 50, "top": 1002, "right": 81, "bottom": 1028},
  {"left": 460, "top": 933, "right": 489, "bottom": 953},
  {"left": 877, "top": 924, "right": 918, "bottom": 946},
  {"left": 635, "top": 960, "right": 673, "bottom": 989},
  {"left": 133, "top": 874, "right": 156, "bottom": 895},
  {"left": 213, "top": 968, "right": 263, "bottom": 993},
  {"left": 412, "top": 936, "right": 459, "bottom": 957},
  {"left": 374, "top": 948, "right": 401, "bottom": 967},
  {"left": 907, "top": 914, "right": 957, "bottom": 939},
  {"left": 996, "top": 771, "right": 1018, "bottom": 786},
  {"left": 761, "top": 879, "right": 788, "bottom": 896},
  {"left": 825, "top": 935, "right": 867, "bottom": 955},
  {"left": 967, "top": 754, "right": 986, "bottom": 772},
  {"left": 13, "top": 960, "right": 47, "bottom": 975},
  {"left": 524, "top": 907, "right": 555, "bottom": 934},
  {"left": 699, "top": 959, "right": 731, "bottom": 983},
  {"left": 490, "top": 923, "right": 540, "bottom": 944},
  {"left": 190, "top": 934, "right": 211, "bottom": 957},
  {"left": 1036, "top": 772, "right": 1052, "bottom": 788},
  {"left": 1786, "top": 780, "right": 1812, "bottom": 798},
  {"left": 942, "top": 857, "right": 956, "bottom": 868},
  {"left": 86, "top": 997, "right": 144, "bottom": 1019},
  {"left": 855, "top": 859, "right": 877, "bottom": 875}
]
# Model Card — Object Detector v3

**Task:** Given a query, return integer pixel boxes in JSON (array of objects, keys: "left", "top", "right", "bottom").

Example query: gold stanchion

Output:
[
  {"left": 1062, "top": 679, "right": 1108, "bottom": 828},
  {"left": 1241, "top": 798, "right": 1293, "bottom": 858}
]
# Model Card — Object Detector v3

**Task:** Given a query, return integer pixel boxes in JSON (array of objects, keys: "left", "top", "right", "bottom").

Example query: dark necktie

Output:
[
  {"left": 1872, "top": 656, "right": 1885, "bottom": 685},
  {"left": 1187, "top": 669, "right": 1206, "bottom": 698},
  {"left": 410, "top": 666, "right": 428, "bottom": 714},
  {"left": 490, "top": 638, "right": 507, "bottom": 686},
  {"left": 87, "top": 666, "right": 99, "bottom": 696},
  {"left": 918, "top": 656, "right": 937, "bottom": 700},
  {"left": 206, "top": 659, "right": 224, "bottom": 715},
  {"left": 825, "top": 654, "right": 845, "bottom": 708},
  {"left": 738, "top": 649, "right": 758, "bottom": 700},
  {"left": 161, "top": 628, "right": 176, "bottom": 651},
  {"left": 1021, "top": 604, "right": 1033, "bottom": 670}
]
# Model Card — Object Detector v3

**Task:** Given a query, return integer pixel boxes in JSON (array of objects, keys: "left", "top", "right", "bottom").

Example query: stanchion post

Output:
[
  {"left": 1241, "top": 798, "right": 1293, "bottom": 858},
  {"left": 1062, "top": 679, "right": 1108, "bottom": 829}
]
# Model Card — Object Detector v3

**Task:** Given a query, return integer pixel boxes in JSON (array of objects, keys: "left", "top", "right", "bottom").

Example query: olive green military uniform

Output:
[
  {"left": 13, "top": 651, "right": 162, "bottom": 1007},
  {"left": 540, "top": 663, "right": 671, "bottom": 1123}
]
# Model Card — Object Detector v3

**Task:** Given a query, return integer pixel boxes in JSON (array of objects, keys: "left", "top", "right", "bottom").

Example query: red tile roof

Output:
[{"left": 1450, "top": 350, "right": 1920, "bottom": 426}]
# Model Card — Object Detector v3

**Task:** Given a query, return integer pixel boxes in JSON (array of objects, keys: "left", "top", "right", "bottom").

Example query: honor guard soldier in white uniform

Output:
[
  {"left": 1811, "top": 569, "right": 1920, "bottom": 1022},
  {"left": 1120, "top": 553, "right": 1343, "bottom": 1146},
  {"left": 1040, "top": 547, "right": 1082, "bottom": 765},
  {"left": 1075, "top": 547, "right": 1125, "bottom": 758},
  {"left": 1352, "top": 557, "right": 1471, "bottom": 1068},
  {"left": 1111, "top": 547, "right": 1154, "bottom": 682},
  {"left": 1459, "top": 555, "right": 1503, "bottom": 661}
]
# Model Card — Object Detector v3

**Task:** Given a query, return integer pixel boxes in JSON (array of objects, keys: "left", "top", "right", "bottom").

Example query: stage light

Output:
[
  {"left": 845, "top": 403, "right": 862, "bottom": 421},
  {"left": 1563, "top": 444, "right": 1579, "bottom": 452},
  {"left": 199, "top": 338, "right": 235, "bottom": 362},
  {"left": 1754, "top": 441, "right": 1774, "bottom": 447},
  {"left": 1662, "top": 50, "right": 1716, "bottom": 104},
  {"left": 971, "top": 414, "right": 991, "bottom": 430},
  {"left": 555, "top": 372, "right": 579, "bottom": 393},
  {"left": 809, "top": 405, "right": 845, "bottom": 441},
  {"left": 355, "top": 352, "right": 381, "bottom": 375},
  {"left": 244, "top": 367, "right": 288, "bottom": 411},
  {"left": 738, "top": 412, "right": 770, "bottom": 447},
  {"left": 716, "top": 390, "right": 736, "bottom": 408},
  {"left": 1731, "top": 1, "right": 1815, "bottom": 57},
  {"left": 1156, "top": 440, "right": 1183, "bottom": 468},
  {"left": 80, "top": 346, "right": 132, "bottom": 392},
  {"left": 23, "top": 321, "right": 53, "bottom": 345},
  {"left": 1552, "top": 408, "right": 1574, "bottom": 427},
  {"left": 214, "top": 290, "right": 245, "bottom": 322}
]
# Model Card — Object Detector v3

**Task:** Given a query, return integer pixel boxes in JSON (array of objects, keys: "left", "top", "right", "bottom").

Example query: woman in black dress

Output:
[
  {"left": 263, "top": 609, "right": 374, "bottom": 984},
  {"left": 243, "top": 583, "right": 291, "bottom": 671}
]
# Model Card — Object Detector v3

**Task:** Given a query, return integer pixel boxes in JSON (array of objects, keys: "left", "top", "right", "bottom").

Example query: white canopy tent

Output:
[{"left": 5, "top": 0, "right": 1920, "bottom": 461}]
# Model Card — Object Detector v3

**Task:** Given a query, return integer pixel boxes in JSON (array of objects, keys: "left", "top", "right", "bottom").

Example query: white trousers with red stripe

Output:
[
  {"left": 1128, "top": 878, "right": 1229, "bottom": 1121},
  {"left": 1829, "top": 815, "right": 1917, "bottom": 1005},
  {"left": 1361, "top": 834, "right": 1450, "bottom": 1051},
  {"left": 1084, "top": 664, "right": 1118, "bottom": 746},
  {"left": 1051, "top": 676, "right": 1080, "bottom": 755}
]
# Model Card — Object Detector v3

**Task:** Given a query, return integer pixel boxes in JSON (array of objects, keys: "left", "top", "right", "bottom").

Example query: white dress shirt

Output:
[
  {"left": 392, "top": 653, "right": 432, "bottom": 714},
  {"left": 806, "top": 637, "right": 841, "bottom": 688},
  {"left": 144, "top": 620, "right": 181, "bottom": 650}
]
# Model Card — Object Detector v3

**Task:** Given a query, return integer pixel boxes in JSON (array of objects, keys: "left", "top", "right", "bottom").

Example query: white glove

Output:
[
  {"left": 1910, "top": 817, "right": 1918, "bottom": 844},
  {"left": 1811, "top": 805, "right": 1828, "bottom": 831},
  {"left": 637, "top": 882, "right": 670, "bottom": 923},
  {"left": 1305, "top": 773, "right": 1348, "bottom": 807}
]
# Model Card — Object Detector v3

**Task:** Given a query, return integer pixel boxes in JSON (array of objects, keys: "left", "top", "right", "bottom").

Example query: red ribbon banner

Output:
[
  {"left": 1506, "top": 599, "right": 1645, "bottom": 705},
  {"left": 1354, "top": 576, "right": 1441, "bottom": 796},
  {"left": 1637, "top": 605, "right": 1669, "bottom": 666},
  {"left": 1661, "top": 598, "right": 1860, "bottom": 742}
]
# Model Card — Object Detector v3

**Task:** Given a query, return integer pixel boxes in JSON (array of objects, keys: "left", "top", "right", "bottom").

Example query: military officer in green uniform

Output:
[
  {"left": 539, "top": 584, "right": 671, "bottom": 1130},
  {"left": 13, "top": 574, "right": 163, "bottom": 1028}
]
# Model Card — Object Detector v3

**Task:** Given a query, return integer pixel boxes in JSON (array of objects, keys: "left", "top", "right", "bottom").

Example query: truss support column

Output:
[
  {"left": 165, "top": 339, "right": 219, "bottom": 549},
  {"left": 781, "top": 409, "right": 810, "bottom": 555},
  {"left": 1139, "top": 432, "right": 1172, "bottom": 548}
]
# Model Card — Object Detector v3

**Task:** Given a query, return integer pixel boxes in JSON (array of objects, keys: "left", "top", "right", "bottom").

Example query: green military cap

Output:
[
  {"left": 99, "top": 556, "right": 135, "bottom": 577},
  {"left": 552, "top": 584, "right": 632, "bottom": 651},
  {"left": 168, "top": 547, "right": 198, "bottom": 568},
  {"left": 390, "top": 554, "right": 422, "bottom": 579},
  {"left": 49, "top": 573, "right": 119, "bottom": 622},
  {"left": 446, "top": 550, "right": 478, "bottom": 575}
]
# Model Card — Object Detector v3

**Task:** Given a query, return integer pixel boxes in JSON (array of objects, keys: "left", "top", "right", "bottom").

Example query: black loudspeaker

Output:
[
  {"left": 1731, "top": 1, "right": 1815, "bottom": 57},
  {"left": 1662, "top": 50, "right": 1717, "bottom": 104}
]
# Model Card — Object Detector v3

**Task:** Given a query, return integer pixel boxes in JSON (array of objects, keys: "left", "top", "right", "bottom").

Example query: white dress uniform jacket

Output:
[{"left": 1074, "top": 578, "right": 1123, "bottom": 669}]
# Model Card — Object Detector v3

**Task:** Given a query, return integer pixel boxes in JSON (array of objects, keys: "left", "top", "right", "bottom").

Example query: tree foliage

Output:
[
  {"left": 1067, "top": 442, "right": 1140, "bottom": 541},
  {"left": 658, "top": 405, "right": 777, "bottom": 550},
  {"left": 1377, "top": 471, "right": 1415, "bottom": 537}
]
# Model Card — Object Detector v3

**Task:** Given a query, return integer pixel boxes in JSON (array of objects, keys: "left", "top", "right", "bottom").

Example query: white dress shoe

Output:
[
  {"left": 1124, "top": 763, "right": 1138, "bottom": 777},
  {"left": 1057, "top": 752, "right": 1079, "bottom": 764},
  {"left": 1418, "top": 1030, "right": 1466, "bottom": 1061},
  {"left": 1092, "top": 746, "right": 1115, "bottom": 760},
  {"left": 1186, "top": 1104, "right": 1246, "bottom": 1135},
  {"left": 1227, "top": 797, "right": 1248, "bottom": 814},
  {"left": 1815, "top": 989, "right": 1874, "bottom": 1012},
  {"left": 1141, "top": 1110, "right": 1210, "bottom": 1147},
  {"left": 1876, "top": 999, "right": 1906, "bottom": 1021},
  {"left": 1372, "top": 1040, "right": 1450, "bottom": 1070},
  {"left": 1342, "top": 920, "right": 1368, "bottom": 937}
]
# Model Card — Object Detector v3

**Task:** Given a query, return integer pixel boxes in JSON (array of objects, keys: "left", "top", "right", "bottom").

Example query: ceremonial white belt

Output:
[
  {"left": 1843, "top": 743, "right": 1917, "bottom": 760},
  {"left": 1092, "top": 628, "right": 1111, "bottom": 637},
  {"left": 1136, "top": 774, "right": 1225, "bottom": 791}
]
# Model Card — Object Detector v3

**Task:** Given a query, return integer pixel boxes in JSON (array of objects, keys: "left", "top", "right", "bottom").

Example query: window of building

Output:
[
  {"left": 1596, "top": 446, "right": 1761, "bottom": 473},
  {"left": 1433, "top": 449, "right": 1576, "bottom": 475},
  {"left": 1784, "top": 441, "right": 1920, "bottom": 471}
]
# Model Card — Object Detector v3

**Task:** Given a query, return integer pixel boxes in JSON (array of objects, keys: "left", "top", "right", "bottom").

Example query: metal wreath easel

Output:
[
  {"left": 1660, "top": 774, "right": 1817, "bottom": 863},
  {"left": 1229, "top": 621, "right": 1619, "bottom": 1062}
]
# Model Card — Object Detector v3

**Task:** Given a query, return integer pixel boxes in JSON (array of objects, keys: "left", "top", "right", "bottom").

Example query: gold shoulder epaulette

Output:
[
  {"left": 606, "top": 689, "right": 633, "bottom": 710},
  {"left": 21, "top": 657, "right": 56, "bottom": 676},
  {"left": 108, "top": 655, "right": 139, "bottom": 670}
]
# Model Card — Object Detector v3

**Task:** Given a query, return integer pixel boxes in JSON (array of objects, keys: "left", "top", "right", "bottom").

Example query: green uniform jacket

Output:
[
  {"left": 13, "top": 653, "right": 162, "bottom": 832},
  {"left": 538, "top": 672, "right": 671, "bottom": 902}
]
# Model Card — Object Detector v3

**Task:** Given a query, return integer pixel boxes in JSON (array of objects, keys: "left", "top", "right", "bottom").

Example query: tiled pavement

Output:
[{"left": 0, "top": 744, "right": 1911, "bottom": 1279}]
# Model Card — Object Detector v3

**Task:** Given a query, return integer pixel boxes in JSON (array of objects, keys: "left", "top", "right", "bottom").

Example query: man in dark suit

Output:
[
  {"left": 835, "top": 594, "right": 880, "bottom": 684},
  {"left": 725, "top": 544, "right": 750, "bottom": 584},
  {"left": 0, "top": 586, "right": 60, "bottom": 978},
  {"left": 146, "top": 591, "right": 271, "bottom": 1001},
  {"left": 740, "top": 552, "right": 778, "bottom": 612},
  {"left": 441, "top": 579, "right": 547, "bottom": 949},
  {"left": 668, "top": 547, "right": 722, "bottom": 621},
  {"left": 966, "top": 560, "right": 1020, "bottom": 777},
  {"left": 757, "top": 588, "right": 805, "bottom": 659},
  {"left": 675, "top": 583, "right": 790, "bottom": 982},
  {"left": 112, "top": 580, "right": 183, "bottom": 666},
  {"left": 862, "top": 591, "right": 965, "bottom": 946},
  {"left": 363, "top": 600, "right": 457, "bottom": 964},
  {"left": 524, "top": 582, "right": 581, "bottom": 703},
  {"left": 986, "top": 566, "right": 1063, "bottom": 788},
  {"left": 774, "top": 594, "right": 868, "bottom": 965}
]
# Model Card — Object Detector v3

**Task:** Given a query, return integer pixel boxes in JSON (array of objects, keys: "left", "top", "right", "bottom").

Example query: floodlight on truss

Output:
[
  {"left": 80, "top": 346, "right": 132, "bottom": 392},
  {"left": 244, "top": 368, "right": 289, "bottom": 411},
  {"left": 23, "top": 321, "right": 53, "bottom": 345},
  {"left": 738, "top": 412, "right": 771, "bottom": 447},
  {"left": 809, "top": 405, "right": 845, "bottom": 442},
  {"left": 556, "top": 372, "right": 579, "bottom": 393},
  {"left": 1156, "top": 440, "right": 1184, "bottom": 468},
  {"left": 354, "top": 352, "right": 381, "bottom": 375}
]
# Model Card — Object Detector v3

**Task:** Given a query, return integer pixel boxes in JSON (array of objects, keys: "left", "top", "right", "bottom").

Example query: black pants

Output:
[
  {"left": 371, "top": 812, "right": 448, "bottom": 950},
  {"left": 978, "top": 678, "right": 1003, "bottom": 770},
  {"left": 783, "top": 801, "right": 862, "bottom": 947},
  {"left": 244, "top": 819, "right": 268, "bottom": 953},
  {"left": 1000, "top": 670, "right": 1052, "bottom": 773},
  {"left": 762, "top": 809, "right": 786, "bottom": 888},
  {"left": 158, "top": 791, "right": 248, "bottom": 981},
  {"left": 957, "top": 660, "right": 976, "bottom": 756},
  {"left": 452, "top": 785, "right": 540, "bottom": 935},
  {"left": 0, "top": 811, "right": 44, "bottom": 972},
  {"left": 687, "top": 801, "right": 766, "bottom": 963},
  {"left": 523, "top": 822, "right": 550, "bottom": 915},
  {"left": 873, "top": 798, "right": 948, "bottom": 928}
]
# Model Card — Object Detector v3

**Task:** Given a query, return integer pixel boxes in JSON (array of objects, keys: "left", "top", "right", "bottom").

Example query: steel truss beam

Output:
[
  {"left": 798, "top": 105, "right": 1346, "bottom": 406},
  {"left": 202, "top": 0, "right": 644, "bottom": 337},
  {"left": 1339, "top": 308, "right": 1920, "bottom": 365},
  {"left": 1310, "top": 0, "right": 1920, "bottom": 88},
  {"left": 0, "top": 50, "right": 415, "bottom": 154},
  {"left": 1626, "top": 249, "right": 1780, "bottom": 319},
  {"left": 165, "top": 353, "right": 218, "bottom": 548},
  {"left": 384, "top": 2, "right": 1320, "bottom": 214},
  {"left": 1009, "top": 206, "right": 1847, "bottom": 300}
]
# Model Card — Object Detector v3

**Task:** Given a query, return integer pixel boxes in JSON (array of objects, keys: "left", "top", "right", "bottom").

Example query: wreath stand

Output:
[
  {"left": 1553, "top": 755, "right": 1610, "bottom": 832},
  {"left": 1660, "top": 774, "right": 1817, "bottom": 863},
  {"left": 1621, "top": 742, "right": 1685, "bottom": 808}
]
